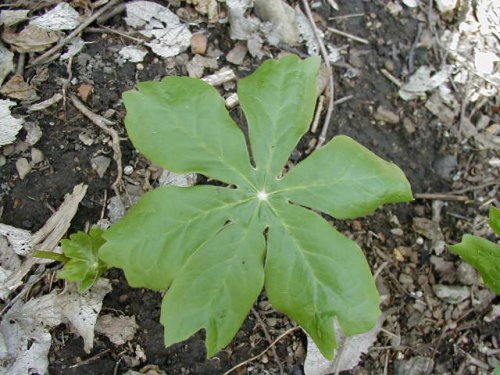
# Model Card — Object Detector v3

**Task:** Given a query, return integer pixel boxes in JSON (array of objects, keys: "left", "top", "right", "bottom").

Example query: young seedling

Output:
[
  {"left": 35, "top": 227, "right": 109, "bottom": 292},
  {"left": 99, "top": 55, "right": 413, "bottom": 359},
  {"left": 450, "top": 205, "right": 500, "bottom": 294}
]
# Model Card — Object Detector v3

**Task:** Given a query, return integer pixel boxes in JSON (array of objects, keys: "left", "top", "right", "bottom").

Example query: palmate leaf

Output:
[{"left": 99, "top": 55, "right": 413, "bottom": 360}]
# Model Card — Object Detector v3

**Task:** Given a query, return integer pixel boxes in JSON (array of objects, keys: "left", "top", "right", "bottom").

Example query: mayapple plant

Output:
[{"left": 98, "top": 55, "right": 413, "bottom": 359}]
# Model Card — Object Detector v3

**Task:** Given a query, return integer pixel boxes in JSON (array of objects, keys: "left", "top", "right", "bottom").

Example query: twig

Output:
[
  {"left": 329, "top": 12, "right": 365, "bottom": 20},
  {"left": 69, "top": 349, "right": 111, "bottom": 368},
  {"left": 334, "top": 94, "right": 353, "bottom": 106},
  {"left": 300, "top": 0, "right": 335, "bottom": 149},
  {"left": 327, "top": 26, "right": 370, "bottom": 45},
  {"left": 69, "top": 95, "right": 123, "bottom": 199},
  {"left": 408, "top": 23, "right": 424, "bottom": 73},
  {"left": 29, "top": 0, "right": 120, "bottom": 66},
  {"left": 251, "top": 308, "right": 284, "bottom": 375},
  {"left": 222, "top": 326, "right": 299, "bottom": 375},
  {"left": 380, "top": 68, "right": 403, "bottom": 87},
  {"left": 310, "top": 95, "right": 325, "bottom": 133},
  {"left": 85, "top": 26, "right": 145, "bottom": 44},
  {"left": 414, "top": 193, "right": 468, "bottom": 201}
]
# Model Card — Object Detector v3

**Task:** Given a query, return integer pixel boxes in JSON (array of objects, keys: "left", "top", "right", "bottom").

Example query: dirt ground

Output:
[{"left": 0, "top": 0, "right": 499, "bottom": 374}]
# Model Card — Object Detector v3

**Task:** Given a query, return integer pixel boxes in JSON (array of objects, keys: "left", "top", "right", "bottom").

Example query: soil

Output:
[{"left": 0, "top": 1, "right": 498, "bottom": 375}]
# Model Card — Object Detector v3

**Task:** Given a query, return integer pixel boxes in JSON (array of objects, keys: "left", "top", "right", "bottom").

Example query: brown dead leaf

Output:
[
  {"left": 78, "top": 83, "right": 93, "bottom": 102},
  {"left": 2, "top": 25, "right": 60, "bottom": 53},
  {"left": 0, "top": 74, "right": 39, "bottom": 102}
]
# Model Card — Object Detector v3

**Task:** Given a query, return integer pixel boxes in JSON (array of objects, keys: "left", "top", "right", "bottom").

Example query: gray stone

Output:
[
  {"left": 374, "top": 106, "right": 400, "bottom": 124},
  {"left": 457, "top": 262, "right": 478, "bottom": 286},
  {"left": 91, "top": 155, "right": 111, "bottom": 178},
  {"left": 394, "top": 356, "right": 434, "bottom": 375},
  {"left": 30, "top": 147, "right": 44, "bottom": 164},
  {"left": 15, "top": 157, "right": 31, "bottom": 179},
  {"left": 433, "top": 284, "right": 470, "bottom": 304},
  {"left": 432, "top": 155, "right": 457, "bottom": 179}
]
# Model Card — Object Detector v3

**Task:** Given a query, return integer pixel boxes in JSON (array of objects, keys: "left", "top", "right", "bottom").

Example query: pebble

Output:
[
  {"left": 394, "top": 356, "right": 434, "bottom": 375},
  {"left": 403, "top": 118, "right": 416, "bottom": 134},
  {"left": 391, "top": 228, "right": 404, "bottom": 236},
  {"left": 124, "top": 165, "right": 134, "bottom": 175},
  {"left": 433, "top": 284, "right": 470, "bottom": 304},
  {"left": 226, "top": 42, "right": 248, "bottom": 65},
  {"left": 31, "top": 147, "right": 44, "bottom": 164},
  {"left": 91, "top": 155, "right": 111, "bottom": 178},
  {"left": 374, "top": 106, "right": 399, "bottom": 124},
  {"left": 0, "top": 155, "right": 5, "bottom": 167},
  {"left": 191, "top": 33, "right": 208, "bottom": 55},
  {"left": 456, "top": 262, "right": 478, "bottom": 286},
  {"left": 16, "top": 157, "right": 32, "bottom": 179},
  {"left": 416, "top": 236, "right": 424, "bottom": 245},
  {"left": 2, "top": 144, "right": 14, "bottom": 156},
  {"left": 432, "top": 155, "right": 458, "bottom": 179}
]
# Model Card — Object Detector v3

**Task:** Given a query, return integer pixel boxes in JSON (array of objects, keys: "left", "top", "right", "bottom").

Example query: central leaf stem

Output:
[{"left": 257, "top": 191, "right": 268, "bottom": 201}]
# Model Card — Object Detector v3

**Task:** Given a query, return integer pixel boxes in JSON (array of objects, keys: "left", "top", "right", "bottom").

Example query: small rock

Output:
[
  {"left": 16, "top": 157, "right": 31, "bottom": 179},
  {"left": 456, "top": 262, "right": 478, "bottom": 286},
  {"left": 79, "top": 132, "right": 94, "bottom": 146},
  {"left": 30, "top": 147, "right": 44, "bottom": 164},
  {"left": 2, "top": 144, "right": 15, "bottom": 156},
  {"left": 430, "top": 256, "right": 456, "bottom": 283},
  {"left": 0, "top": 155, "right": 6, "bottom": 167},
  {"left": 432, "top": 155, "right": 457, "bottom": 179},
  {"left": 473, "top": 288, "right": 496, "bottom": 310},
  {"left": 374, "top": 106, "right": 399, "bottom": 124},
  {"left": 403, "top": 118, "right": 416, "bottom": 134},
  {"left": 124, "top": 165, "right": 134, "bottom": 175},
  {"left": 384, "top": 59, "right": 394, "bottom": 72},
  {"left": 91, "top": 155, "right": 111, "bottom": 178},
  {"left": 412, "top": 217, "right": 442, "bottom": 241},
  {"left": 399, "top": 273, "right": 413, "bottom": 285},
  {"left": 395, "top": 356, "right": 434, "bottom": 375},
  {"left": 433, "top": 284, "right": 470, "bottom": 304},
  {"left": 78, "top": 84, "right": 93, "bottom": 102},
  {"left": 435, "top": 0, "right": 457, "bottom": 14},
  {"left": 391, "top": 228, "right": 404, "bottom": 236},
  {"left": 226, "top": 42, "right": 248, "bottom": 65},
  {"left": 191, "top": 33, "right": 208, "bottom": 55}
]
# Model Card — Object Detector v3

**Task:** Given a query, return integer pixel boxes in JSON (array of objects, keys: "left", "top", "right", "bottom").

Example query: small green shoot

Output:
[
  {"left": 450, "top": 206, "right": 500, "bottom": 294},
  {"left": 98, "top": 55, "right": 413, "bottom": 359},
  {"left": 35, "top": 227, "right": 109, "bottom": 293}
]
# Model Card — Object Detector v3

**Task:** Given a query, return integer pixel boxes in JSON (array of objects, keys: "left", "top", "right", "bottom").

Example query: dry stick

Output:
[
  {"left": 452, "top": 181, "right": 498, "bottom": 194},
  {"left": 29, "top": 0, "right": 120, "bottom": 66},
  {"left": 85, "top": 26, "right": 145, "bottom": 44},
  {"left": 327, "top": 26, "right": 369, "bottom": 45},
  {"left": 310, "top": 95, "right": 325, "bottom": 133},
  {"left": 329, "top": 12, "right": 365, "bottom": 20},
  {"left": 69, "top": 349, "right": 111, "bottom": 368},
  {"left": 413, "top": 193, "right": 468, "bottom": 201},
  {"left": 222, "top": 326, "right": 299, "bottom": 375},
  {"left": 380, "top": 68, "right": 403, "bottom": 87},
  {"left": 301, "top": 0, "right": 334, "bottom": 149},
  {"left": 69, "top": 95, "right": 123, "bottom": 201},
  {"left": 251, "top": 308, "right": 284, "bottom": 375}
]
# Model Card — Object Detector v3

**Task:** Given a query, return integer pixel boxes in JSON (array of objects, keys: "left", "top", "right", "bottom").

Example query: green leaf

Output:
[
  {"left": 494, "top": 365, "right": 500, "bottom": 375},
  {"left": 239, "top": 55, "right": 320, "bottom": 185},
  {"left": 450, "top": 235, "right": 500, "bottom": 294},
  {"left": 100, "top": 55, "right": 413, "bottom": 359},
  {"left": 274, "top": 135, "right": 413, "bottom": 219},
  {"left": 490, "top": 205, "right": 500, "bottom": 235},
  {"left": 161, "top": 219, "right": 265, "bottom": 356},
  {"left": 265, "top": 196, "right": 380, "bottom": 359},
  {"left": 59, "top": 227, "right": 108, "bottom": 293},
  {"left": 99, "top": 185, "right": 250, "bottom": 291},
  {"left": 123, "top": 77, "right": 255, "bottom": 188}
]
